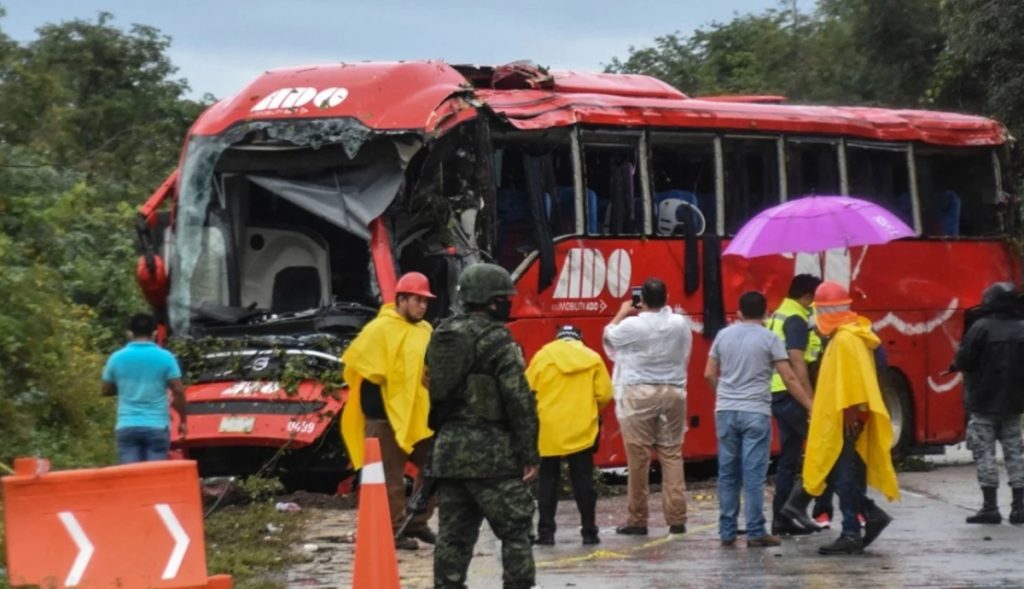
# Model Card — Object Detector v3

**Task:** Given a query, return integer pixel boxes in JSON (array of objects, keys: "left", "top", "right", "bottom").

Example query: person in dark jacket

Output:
[{"left": 954, "top": 282, "right": 1024, "bottom": 525}]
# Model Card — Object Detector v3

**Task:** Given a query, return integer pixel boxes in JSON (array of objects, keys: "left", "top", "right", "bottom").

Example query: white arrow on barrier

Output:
[
  {"left": 57, "top": 511, "right": 94, "bottom": 587},
  {"left": 155, "top": 504, "right": 190, "bottom": 580}
]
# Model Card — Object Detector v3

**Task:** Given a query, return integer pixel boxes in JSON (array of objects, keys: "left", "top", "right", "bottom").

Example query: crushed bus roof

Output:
[{"left": 189, "top": 60, "right": 1006, "bottom": 147}]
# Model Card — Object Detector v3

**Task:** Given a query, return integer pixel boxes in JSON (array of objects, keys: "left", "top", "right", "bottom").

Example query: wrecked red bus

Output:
[{"left": 135, "top": 61, "right": 1017, "bottom": 488}]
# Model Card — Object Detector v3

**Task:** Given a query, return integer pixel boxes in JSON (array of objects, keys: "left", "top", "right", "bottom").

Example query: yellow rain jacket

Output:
[
  {"left": 340, "top": 304, "right": 433, "bottom": 469},
  {"left": 802, "top": 316, "right": 900, "bottom": 501},
  {"left": 526, "top": 339, "right": 613, "bottom": 457}
]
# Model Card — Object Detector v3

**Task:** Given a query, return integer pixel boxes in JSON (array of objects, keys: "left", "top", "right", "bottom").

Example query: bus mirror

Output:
[{"left": 136, "top": 254, "right": 169, "bottom": 309}]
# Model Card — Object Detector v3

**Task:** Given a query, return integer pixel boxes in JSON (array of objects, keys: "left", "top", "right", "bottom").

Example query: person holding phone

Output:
[{"left": 603, "top": 277, "right": 693, "bottom": 536}]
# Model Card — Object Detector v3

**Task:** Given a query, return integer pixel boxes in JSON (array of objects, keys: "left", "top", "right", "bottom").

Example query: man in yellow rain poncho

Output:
[
  {"left": 340, "top": 272, "right": 436, "bottom": 550},
  {"left": 526, "top": 325, "right": 613, "bottom": 546},
  {"left": 781, "top": 281, "right": 900, "bottom": 555}
]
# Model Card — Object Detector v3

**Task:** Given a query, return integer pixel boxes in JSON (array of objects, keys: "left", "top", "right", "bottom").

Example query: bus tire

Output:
[{"left": 880, "top": 367, "right": 914, "bottom": 459}]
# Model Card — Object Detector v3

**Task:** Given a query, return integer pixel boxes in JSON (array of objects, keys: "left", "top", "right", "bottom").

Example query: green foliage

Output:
[
  {"left": 0, "top": 12, "right": 207, "bottom": 187},
  {"left": 0, "top": 12, "right": 203, "bottom": 468}
]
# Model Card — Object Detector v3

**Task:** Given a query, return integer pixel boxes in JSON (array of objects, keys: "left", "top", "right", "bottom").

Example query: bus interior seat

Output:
[
  {"left": 928, "top": 190, "right": 961, "bottom": 236},
  {"left": 892, "top": 192, "right": 915, "bottom": 227},
  {"left": 242, "top": 226, "right": 330, "bottom": 311},
  {"left": 555, "top": 186, "right": 598, "bottom": 234},
  {"left": 271, "top": 266, "right": 322, "bottom": 313},
  {"left": 657, "top": 197, "right": 707, "bottom": 236}
]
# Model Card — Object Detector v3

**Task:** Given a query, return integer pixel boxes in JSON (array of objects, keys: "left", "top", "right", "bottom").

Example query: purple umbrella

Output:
[{"left": 723, "top": 195, "right": 915, "bottom": 258}]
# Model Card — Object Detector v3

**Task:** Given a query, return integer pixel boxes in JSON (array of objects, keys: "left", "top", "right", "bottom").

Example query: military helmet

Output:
[{"left": 457, "top": 263, "right": 516, "bottom": 304}]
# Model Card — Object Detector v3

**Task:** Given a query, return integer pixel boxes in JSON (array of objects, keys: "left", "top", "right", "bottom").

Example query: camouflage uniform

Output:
[
  {"left": 429, "top": 264, "right": 539, "bottom": 589},
  {"left": 966, "top": 414, "right": 1024, "bottom": 488}
]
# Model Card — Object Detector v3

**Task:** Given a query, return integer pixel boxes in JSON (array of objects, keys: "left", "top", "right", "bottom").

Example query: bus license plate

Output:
[{"left": 219, "top": 416, "right": 255, "bottom": 433}]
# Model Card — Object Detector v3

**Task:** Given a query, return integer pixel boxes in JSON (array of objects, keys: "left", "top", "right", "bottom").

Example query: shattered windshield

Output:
[{"left": 168, "top": 118, "right": 417, "bottom": 334}]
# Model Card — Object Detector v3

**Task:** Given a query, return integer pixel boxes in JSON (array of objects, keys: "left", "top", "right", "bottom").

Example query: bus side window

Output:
[
  {"left": 492, "top": 132, "right": 577, "bottom": 271},
  {"left": 916, "top": 148, "right": 1001, "bottom": 237},
  {"left": 786, "top": 139, "right": 841, "bottom": 199},
  {"left": 722, "top": 137, "right": 781, "bottom": 235},
  {"left": 846, "top": 142, "right": 913, "bottom": 227},
  {"left": 649, "top": 135, "right": 715, "bottom": 236},
  {"left": 581, "top": 134, "right": 643, "bottom": 235}
]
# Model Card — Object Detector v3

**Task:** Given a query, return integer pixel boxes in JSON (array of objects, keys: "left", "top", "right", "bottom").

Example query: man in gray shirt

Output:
[{"left": 704, "top": 291, "right": 812, "bottom": 547}]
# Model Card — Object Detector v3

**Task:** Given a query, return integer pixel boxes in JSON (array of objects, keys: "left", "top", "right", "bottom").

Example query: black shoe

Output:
[
  {"left": 582, "top": 532, "right": 601, "bottom": 545},
  {"left": 862, "top": 507, "right": 892, "bottom": 548},
  {"left": 966, "top": 508, "right": 1002, "bottom": 524},
  {"left": 1009, "top": 487, "right": 1023, "bottom": 524},
  {"left": 780, "top": 485, "right": 818, "bottom": 532},
  {"left": 533, "top": 534, "right": 555, "bottom": 546},
  {"left": 615, "top": 525, "right": 648, "bottom": 536},
  {"left": 404, "top": 526, "right": 437, "bottom": 545},
  {"left": 668, "top": 524, "right": 687, "bottom": 535},
  {"left": 772, "top": 517, "right": 816, "bottom": 536},
  {"left": 818, "top": 535, "right": 864, "bottom": 555}
]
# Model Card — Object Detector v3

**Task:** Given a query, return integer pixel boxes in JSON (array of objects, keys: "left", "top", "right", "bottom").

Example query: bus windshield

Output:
[{"left": 168, "top": 119, "right": 416, "bottom": 334}]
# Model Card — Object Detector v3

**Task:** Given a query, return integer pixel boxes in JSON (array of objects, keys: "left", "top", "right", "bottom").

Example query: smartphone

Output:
[{"left": 631, "top": 286, "right": 642, "bottom": 308}]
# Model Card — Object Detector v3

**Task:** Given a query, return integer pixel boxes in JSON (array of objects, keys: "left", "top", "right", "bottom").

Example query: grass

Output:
[{"left": 204, "top": 495, "right": 311, "bottom": 589}]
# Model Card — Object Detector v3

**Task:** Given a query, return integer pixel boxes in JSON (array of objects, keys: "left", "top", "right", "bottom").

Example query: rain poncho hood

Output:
[
  {"left": 340, "top": 304, "right": 433, "bottom": 468},
  {"left": 803, "top": 316, "right": 900, "bottom": 502},
  {"left": 526, "top": 339, "right": 613, "bottom": 456}
]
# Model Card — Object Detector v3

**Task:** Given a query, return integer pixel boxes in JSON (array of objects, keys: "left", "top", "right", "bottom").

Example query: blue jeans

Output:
[
  {"left": 834, "top": 433, "right": 877, "bottom": 538},
  {"left": 116, "top": 426, "right": 170, "bottom": 463},
  {"left": 716, "top": 410, "right": 772, "bottom": 540}
]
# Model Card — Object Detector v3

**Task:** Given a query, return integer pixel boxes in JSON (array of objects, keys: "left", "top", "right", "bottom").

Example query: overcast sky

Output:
[{"left": 4, "top": 0, "right": 814, "bottom": 99}]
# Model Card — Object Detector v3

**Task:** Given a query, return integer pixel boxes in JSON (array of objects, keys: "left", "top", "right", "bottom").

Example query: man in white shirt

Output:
[{"left": 603, "top": 278, "right": 693, "bottom": 536}]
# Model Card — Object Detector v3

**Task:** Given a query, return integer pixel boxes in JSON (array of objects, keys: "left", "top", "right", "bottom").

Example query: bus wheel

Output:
[{"left": 880, "top": 368, "right": 913, "bottom": 458}]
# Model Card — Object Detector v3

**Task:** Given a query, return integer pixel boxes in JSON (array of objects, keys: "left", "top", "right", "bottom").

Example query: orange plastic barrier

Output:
[
  {"left": 351, "top": 437, "right": 400, "bottom": 589},
  {"left": 2, "top": 458, "right": 229, "bottom": 588}
]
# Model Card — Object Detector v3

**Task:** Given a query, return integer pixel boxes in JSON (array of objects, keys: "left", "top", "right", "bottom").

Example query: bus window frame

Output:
[
  {"left": 784, "top": 136, "right": 843, "bottom": 200},
  {"left": 844, "top": 139, "right": 921, "bottom": 235},
  {"left": 579, "top": 129, "right": 648, "bottom": 237},
  {"left": 720, "top": 133, "right": 785, "bottom": 236},
  {"left": 647, "top": 131, "right": 718, "bottom": 237},
  {"left": 913, "top": 144, "right": 1004, "bottom": 239}
]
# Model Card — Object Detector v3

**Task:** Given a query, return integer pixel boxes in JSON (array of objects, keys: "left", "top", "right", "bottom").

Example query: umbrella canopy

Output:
[{"left": 723, "top": 195, "right": 915, "bottom": 258}]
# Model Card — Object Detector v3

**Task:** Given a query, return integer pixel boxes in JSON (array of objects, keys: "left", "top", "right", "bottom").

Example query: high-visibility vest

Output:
[{"left": 766, "top": 297, "right": 822, "bottom": 393}]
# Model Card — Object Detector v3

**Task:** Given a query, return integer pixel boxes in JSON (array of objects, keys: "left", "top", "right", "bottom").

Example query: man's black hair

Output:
[
  {"left": 739, "top": 291, "right": 768, "bottom": 319},
  {"left": 129, "top": 313, "right": 157, "bottom": 337},
  {"left": 641, "top": 277, "right": 667, "bottom": 309},
  {"left": 788, "top": 274, "right": 823, "bottom": 300}
]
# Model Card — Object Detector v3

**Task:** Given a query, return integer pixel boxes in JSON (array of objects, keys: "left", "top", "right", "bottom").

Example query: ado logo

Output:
[
  {"left": 251, "top": 87, "right": 349, "bottom": 112},
  {"left": 553, "top": 248, "right": 631, "bottom": 299}
]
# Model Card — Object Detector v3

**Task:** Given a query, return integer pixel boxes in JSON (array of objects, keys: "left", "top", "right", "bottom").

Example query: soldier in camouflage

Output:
[
  {"left": 427, "top": 263, "right": 540, "bottom": 589},
  {"left": 954, "top": 282, "right": 1024, "bottom": 525}
]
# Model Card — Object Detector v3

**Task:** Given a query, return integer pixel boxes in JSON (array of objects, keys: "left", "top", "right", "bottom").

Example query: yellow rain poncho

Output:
[
  {"left": 802, "top": 316, "right": 900, "bottom": 501},
  {"left": 525, "top": 339, "right": 613, "bottom": 457},
  {"left": 340, "top": 304, "right": 433, "bottom": 468}
]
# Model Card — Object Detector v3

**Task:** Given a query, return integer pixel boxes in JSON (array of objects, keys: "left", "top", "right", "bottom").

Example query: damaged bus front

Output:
[{"left": 135, "top": 63, "right": 486, "bottom": 489}]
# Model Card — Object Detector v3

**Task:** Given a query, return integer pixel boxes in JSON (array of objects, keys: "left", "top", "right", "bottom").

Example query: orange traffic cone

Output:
[{"left": 350, "top": 437, "right": 400, "bottom": 589}]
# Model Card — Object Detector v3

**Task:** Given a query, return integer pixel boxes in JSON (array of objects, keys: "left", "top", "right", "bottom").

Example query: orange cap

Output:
[
  {"left": 813, "top": 281, "right": 855, "bottom": 335},
  {"left": 395, "top": 272, "right": 436, "bottom": 298}
]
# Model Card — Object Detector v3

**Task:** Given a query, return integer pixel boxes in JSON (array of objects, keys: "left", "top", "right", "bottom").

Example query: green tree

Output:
[{"left": 0, "top": 12, "right": 206, "bottom": 188}]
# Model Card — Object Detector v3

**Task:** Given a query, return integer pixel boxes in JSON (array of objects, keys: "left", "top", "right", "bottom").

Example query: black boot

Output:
[
  {"left": 1010, "top": 487, "right": 1024, "bottom": 525},
  {"left": 966, "top": 486, "right": 1002, "bottom": 524},
  {"left": 780, "top": 482, "right": 819, "bottom": 532}
]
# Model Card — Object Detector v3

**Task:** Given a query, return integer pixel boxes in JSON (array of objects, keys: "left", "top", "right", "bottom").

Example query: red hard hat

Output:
[
  {"left": 814, "top": 281, "right": 852, "bottom": 308},
  {"left": 395, "top": 272, "right": 436, "bottom": 298}
]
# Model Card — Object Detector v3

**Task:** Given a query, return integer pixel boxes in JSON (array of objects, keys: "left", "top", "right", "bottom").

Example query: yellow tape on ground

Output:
[{"left": 536, "top": 523, "right": 718, "bottom": 568}]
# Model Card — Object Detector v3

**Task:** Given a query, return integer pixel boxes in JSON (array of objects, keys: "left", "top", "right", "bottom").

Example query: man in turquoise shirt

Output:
[{"left": 102, "top": 313, "right": 187, "bottom": 463}]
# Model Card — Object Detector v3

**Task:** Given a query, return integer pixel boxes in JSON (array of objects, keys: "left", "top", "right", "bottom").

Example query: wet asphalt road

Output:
[{"left": 461, "top": 459, "right": 1024, "bottom": 589}]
